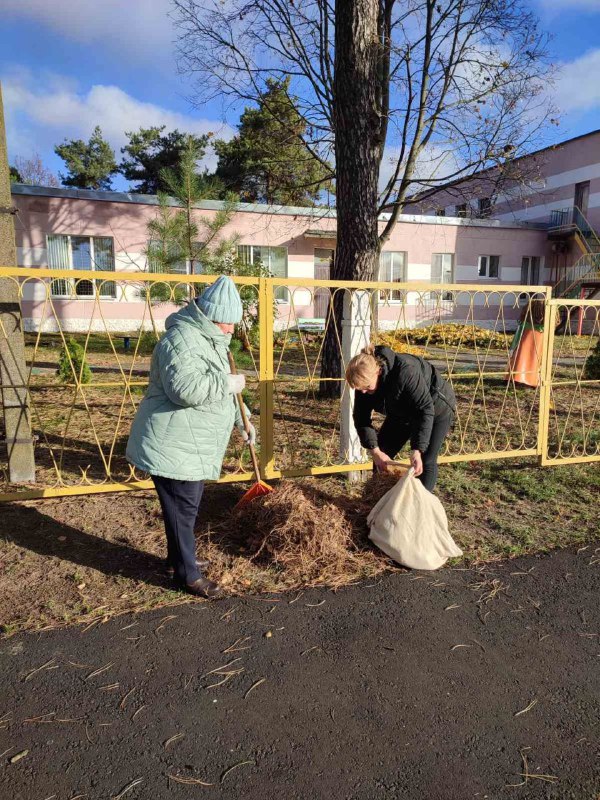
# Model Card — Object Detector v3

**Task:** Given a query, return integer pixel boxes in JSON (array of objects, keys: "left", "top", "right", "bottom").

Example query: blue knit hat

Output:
[{"left": 195, "top": 275, "right": 243, "bottom": 324}]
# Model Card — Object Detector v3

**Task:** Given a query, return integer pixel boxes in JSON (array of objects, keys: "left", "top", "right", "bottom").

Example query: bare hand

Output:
[
  {"left": 371, "top": 448, "right": 392, "bottom": 473},
  {"left": 410, "top": 449, "right": 423, "bottom": 477}
]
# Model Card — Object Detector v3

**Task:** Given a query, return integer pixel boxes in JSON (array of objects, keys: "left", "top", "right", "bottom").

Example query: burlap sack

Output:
[{"left": 367, "top": 468, "right": 462, "bottom": 570}]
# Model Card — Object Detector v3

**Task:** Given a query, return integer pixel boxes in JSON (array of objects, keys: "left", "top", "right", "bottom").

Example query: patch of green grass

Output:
[
  {"left": 0, "top": 621, "right": 19, "bottom": 636},
  {"left": 242, "top": 387, "right": 257, "bottom": 412},
  {"left": 437, "top": 458, "right": 599, "bottom": 563},
  {"left": 488, "top": 464, "right": 559, "bottom": 503},
  {"left": 230, "top": 337, "right": 255, "bottom": 371}
]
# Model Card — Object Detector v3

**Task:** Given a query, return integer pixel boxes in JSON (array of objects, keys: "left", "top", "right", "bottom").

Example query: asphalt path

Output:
[{"left": 1, "top": 543, "right": 598, "bottom": 800}]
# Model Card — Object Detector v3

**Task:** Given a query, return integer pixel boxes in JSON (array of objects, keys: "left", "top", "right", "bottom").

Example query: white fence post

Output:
[{"left": 339, "top": 289, "right": 371, "bottom": 481}]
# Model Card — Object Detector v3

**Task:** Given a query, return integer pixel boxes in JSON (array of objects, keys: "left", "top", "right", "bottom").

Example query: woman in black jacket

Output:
[{"left": 345, "top": 344, "right": 456, "bottom": 491}]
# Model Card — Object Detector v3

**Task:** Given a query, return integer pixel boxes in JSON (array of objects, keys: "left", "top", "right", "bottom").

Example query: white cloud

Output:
[
  {"left": 379, "top": 144, "right": 462, "bottom": 195},
  {"left": 3, "top": 69, "right": 235, "bottom": 173},
  {"left": 553, "top": 49, "right": 600, "bottom": 113},
  {"left": 536, "top": 0, "right": 600, "bottom": 10},
  {"left": 3, "top": 0, "right": 175, "bottom": 65}
]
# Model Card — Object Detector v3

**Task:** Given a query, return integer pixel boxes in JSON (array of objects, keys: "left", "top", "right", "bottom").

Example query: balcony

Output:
[{"left": 549, "top": 207, "right": 592, "bottom": 235}]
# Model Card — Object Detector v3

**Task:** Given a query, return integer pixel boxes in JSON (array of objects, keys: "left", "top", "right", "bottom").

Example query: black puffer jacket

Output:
[{"left": 352, "top": 346, "right": 455, "bottom": 453}]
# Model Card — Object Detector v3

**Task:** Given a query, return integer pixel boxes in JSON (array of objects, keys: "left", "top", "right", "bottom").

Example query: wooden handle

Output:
[{"left": 228, "top": 351, "right": 262, "bottom": 482}]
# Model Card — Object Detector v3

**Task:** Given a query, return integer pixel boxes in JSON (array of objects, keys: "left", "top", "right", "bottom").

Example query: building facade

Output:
[
  {"left": 11, "top": 184, "right": 551, "bottom": 333},
  {"left": 402, "top": 130, "right": 600, "bottom": 226},
  {"left": 402, "top": 130, "right": 600, "bottom": 292}
]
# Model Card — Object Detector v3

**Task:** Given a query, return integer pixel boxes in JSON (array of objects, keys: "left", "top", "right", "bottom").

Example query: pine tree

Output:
[
  {"left": 144, "top": 136, "right": 237, "bottom": 303},
  {"left": 214, "top": 78, "right": 331, "bottom": 206},
  {"left": 120, "top": 126, "right": 209, "bottom": 194},
  {"left": 584, "top": 338, "right": 600, "bottom": 380},
  {"left": 54, "top": 126, "right": 117, "bottom": 190},
  {"left": 57, "top": 339, "right": 92, "bottom": 385},
  {"left": 144, "top": 137, "right": 265, "bottom": 349}
]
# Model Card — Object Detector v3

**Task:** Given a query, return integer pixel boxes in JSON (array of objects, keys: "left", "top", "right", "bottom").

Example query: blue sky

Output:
[{"left": 2, "top": 0, "right": 600, "bottom": 191}]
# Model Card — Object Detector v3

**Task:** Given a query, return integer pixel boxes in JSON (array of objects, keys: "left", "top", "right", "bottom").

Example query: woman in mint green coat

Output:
[{"left": 126, "top": 275, "right": 255, "bottom": 598}]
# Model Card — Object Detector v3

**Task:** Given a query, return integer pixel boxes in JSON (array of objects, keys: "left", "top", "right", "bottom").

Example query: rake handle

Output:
[{"left": 227, "top": 351, "right": 262, "bottom": 483}]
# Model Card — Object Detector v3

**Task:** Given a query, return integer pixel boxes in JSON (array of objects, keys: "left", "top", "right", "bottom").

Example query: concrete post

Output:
[
  {"left": 339, "top": 289, "right": 371, "bottom": 482},
  {"left": 0, "top": 82, "right": 36, "bottom": 483}
]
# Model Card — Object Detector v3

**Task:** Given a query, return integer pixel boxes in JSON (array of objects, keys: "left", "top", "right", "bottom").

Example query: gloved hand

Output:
[
  {"left": 227, "top": 374, "right": 246, "bottom": 395},
  {"left": 239, "top": 421, "right": 257, "bottom": 447}
]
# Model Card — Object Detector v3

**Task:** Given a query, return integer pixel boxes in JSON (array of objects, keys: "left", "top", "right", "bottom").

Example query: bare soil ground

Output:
[
  {"left": 0, "top": 459, "right": 598, "bottom": 635},
  {"left": 0, "top": 327, "right": 597, "bottom": 634},
  {"left": 2, "top": 328, "right": 597, "bottom": 488}
]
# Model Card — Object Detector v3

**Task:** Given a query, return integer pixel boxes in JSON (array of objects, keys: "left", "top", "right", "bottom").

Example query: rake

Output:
[{"left": 228, "top": 352, "right": 273, "bottom": 510}]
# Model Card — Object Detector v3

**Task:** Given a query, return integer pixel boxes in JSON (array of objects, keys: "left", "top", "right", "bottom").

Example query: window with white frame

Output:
[
  {"left": 431, "top": 253, "right": 454, "bottom": 300},
  {"left": 478, "top": 255, "right": 500, "bottom": 279},
  {"left": 238, "top": 244, "right": 288, "bottom": 301},
  {"left": 147, "top": 240, "right": 188, "bottom": 275},
  {"left": 379, "top": 251, "right": 407, "bottom": 302},
  {"left": 521, "top": 256, "right": 541, "bottom": 286},
  {"left": 47, "top": 235, "right": 115, "bottom": 298}
]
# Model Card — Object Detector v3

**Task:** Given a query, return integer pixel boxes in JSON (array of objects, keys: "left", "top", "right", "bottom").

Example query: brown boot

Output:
[
  {"left": 165, "top": 558, "right": 210, "bottom": 579},
  {"left": 179, "top": 576, "right": 223, "bottom": 600}
]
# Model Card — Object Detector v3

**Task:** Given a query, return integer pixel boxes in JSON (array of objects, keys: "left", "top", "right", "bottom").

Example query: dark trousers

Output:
[
  {"left": 152, "top": 476, "right": 205, "bottom": 585},
  {"left": 378, "top": 408, "right": 454, "bottom": 492}
]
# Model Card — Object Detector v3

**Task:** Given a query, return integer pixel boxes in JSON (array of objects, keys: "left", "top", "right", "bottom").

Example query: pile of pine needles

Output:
[{"left": 202, "top": 472, "right": 403, "bottom": 593}]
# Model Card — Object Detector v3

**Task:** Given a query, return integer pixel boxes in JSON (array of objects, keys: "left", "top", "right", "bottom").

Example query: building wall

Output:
[
  {"left": 402, "top": 130, "right": 600, "bottom": 232},
  {"left": 11, "top": 187, "right": 549, "bottom": 332}
]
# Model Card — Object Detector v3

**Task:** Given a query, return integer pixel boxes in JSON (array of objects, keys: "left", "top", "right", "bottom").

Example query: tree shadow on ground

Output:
[{"left": 2, "top": 503, "right": 170, "bottom": 590}]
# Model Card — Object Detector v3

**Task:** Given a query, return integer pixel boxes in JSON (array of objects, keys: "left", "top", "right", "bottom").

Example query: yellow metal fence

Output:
[{"left": 0, "top": 267, "right": 598, "bottom": 502}]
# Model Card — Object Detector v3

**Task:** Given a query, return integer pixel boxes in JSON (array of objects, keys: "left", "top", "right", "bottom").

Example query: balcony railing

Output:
[{"left": 549, "top": 207, "right": 592, "bottom": 235}]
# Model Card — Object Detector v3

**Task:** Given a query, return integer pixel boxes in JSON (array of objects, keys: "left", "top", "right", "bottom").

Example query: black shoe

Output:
[
  {"left": 165, "top": 558, "right": 210, "bottom": 579},
  {"left": 177, "top": 576, "right": 223, "bottom": 600}
]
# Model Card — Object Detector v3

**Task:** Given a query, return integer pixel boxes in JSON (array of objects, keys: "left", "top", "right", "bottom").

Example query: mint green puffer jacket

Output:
[{"left": 126, "top": 301, "right": 243, "bottom": 481}]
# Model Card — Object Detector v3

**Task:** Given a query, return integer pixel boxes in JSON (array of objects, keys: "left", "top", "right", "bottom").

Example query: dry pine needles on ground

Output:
[{"left": 201, "top": 472, "right": 403, "bottom": 593}]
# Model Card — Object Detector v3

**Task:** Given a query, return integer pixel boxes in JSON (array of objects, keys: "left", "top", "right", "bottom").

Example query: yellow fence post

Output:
[
  {"left": 259, "top": 277, "right": 275, "bottom": 479},
  {"left": 538, "top": 299, "right": 558, "bottom": 466},
  {"left": 1, "top": 270, "right": 599, "bottom": 503}
]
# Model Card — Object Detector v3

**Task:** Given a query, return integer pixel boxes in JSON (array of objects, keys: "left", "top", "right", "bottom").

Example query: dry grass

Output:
[
  {"left": 0, "top": 472, "right": 401, "bottom": 635},
  {"left": 201, "top": 474, "right": 401, "bottom": 592},
  {"left": 0, "top": 460, "right": 599, "bottom": 636}
]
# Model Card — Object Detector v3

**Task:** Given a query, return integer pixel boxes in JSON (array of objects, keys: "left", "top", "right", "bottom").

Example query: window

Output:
[
  {"left": 47, "top": 235, "right": 115, "bottom": 298},
  {"left": 379, "top": 251, "right": 407, "bottom": 302},
  {"left": 455, "top": 203, "right": 468, "bottom": 218},
  {"left": 431, "top": 253, "right": 454, "bottom": 300},
  {"left": 147, "top": 240, "right": 188, "bottom": 275},
  {"left": 435, "top": 208, "right": 446, "bottom": 217},
  {"left": 478, "top": 197, "right": 492, "bottom": 218},
  {"left": 238, "top": 244, "right": 288, "bottom": 301},
  {"left": 478, "top": 255, "right": 500, "bottom": 279},
  {"left": 521, "top": 256, "right": 541, "bottom": 286}
]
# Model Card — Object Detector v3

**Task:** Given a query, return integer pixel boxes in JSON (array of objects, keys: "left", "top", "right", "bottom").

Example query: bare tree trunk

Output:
[{"left": 320, "top": 0, "right": 381, "bottom": 397}]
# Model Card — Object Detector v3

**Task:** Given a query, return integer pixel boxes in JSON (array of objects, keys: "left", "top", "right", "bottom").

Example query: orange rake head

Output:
[{"left": 234, "top": 479, "right": 274, "bottom": 511}]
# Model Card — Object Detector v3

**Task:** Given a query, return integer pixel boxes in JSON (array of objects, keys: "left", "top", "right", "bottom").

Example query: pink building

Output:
[
  {"left": 402, "top": 129, "right": 600, "bottom": 292},
  {"left": 12, "top": 184, "right": 551, "bottom": 333}
]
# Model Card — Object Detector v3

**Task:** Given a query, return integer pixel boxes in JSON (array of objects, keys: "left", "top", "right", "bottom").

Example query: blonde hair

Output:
[{"left": 345, "top": 344, "right": 381, "bottom": 389}]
